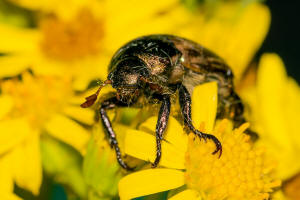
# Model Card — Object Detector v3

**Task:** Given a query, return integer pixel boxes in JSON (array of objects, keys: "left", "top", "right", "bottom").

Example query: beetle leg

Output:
[
  {"left": 178, "top": 85, "right": 222, "bottom": 158},
  {"left": 225, "top": 92, "right": 258, "bottom": 141},
  {"left": 152, "top": 95, "right": 171, "bottom": 168},
  {"left": 100, "top": 97, "right": 134, "bottom": 170}
]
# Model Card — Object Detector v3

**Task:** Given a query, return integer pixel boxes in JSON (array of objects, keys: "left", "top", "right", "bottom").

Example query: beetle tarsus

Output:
[
  {"left": 152, "top": 144, "right": 161, "bottom": 168},
  {"left": 115, "top": 146, "right": 135, "bottom": 171},
  {"left": 179, "top": 85, "right": 222, "bottom": 158},
  {"left": 203, "top": 132, "right": 222, "bottom": 158}
]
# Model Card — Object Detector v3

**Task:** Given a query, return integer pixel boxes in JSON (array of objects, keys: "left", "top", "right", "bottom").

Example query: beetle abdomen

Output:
[{"left": 166, "top": 35, "right": 244, "bottom": 125}]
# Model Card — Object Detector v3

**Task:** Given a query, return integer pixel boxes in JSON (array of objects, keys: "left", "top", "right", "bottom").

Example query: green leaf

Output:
[
  {"left": 0, "top": 0, "right": 35, "bottom": 27},
  {"left": 40, "top": 136, "right": 87, "bottom": 198},
  {"left": 83, "top": 135, "right": 122, "bottom": 199}
]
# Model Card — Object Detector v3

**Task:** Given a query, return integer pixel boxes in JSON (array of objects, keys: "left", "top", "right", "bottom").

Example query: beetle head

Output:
[{"left": 108, "top": 57, "right": 149, "bottom": 104}]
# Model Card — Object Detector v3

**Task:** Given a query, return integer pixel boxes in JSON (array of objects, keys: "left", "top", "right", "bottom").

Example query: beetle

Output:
[{"left": 81, "top": 34, "right": 255, "bottom": 170}]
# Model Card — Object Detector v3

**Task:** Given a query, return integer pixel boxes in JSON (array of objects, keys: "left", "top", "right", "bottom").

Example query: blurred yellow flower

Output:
[
  {"left": 118, "top": 82, "right": 280, "bottom": 200},
  {"left": 0, "top": 0, "right": 269, "bottom": 90},
  {"left": 7, "top": 0, "right": 103, "bottom": 21},
  {"left": 0, "top": 192, "right": 22, "bottom": 200},
  {"left": 240, "top": 54, "right": 300, "bottom": 181},
  {"left": 177, "top": 2, "right": 270, "bottom": 81},
  {"left": 0, "top": 72, "right": 93, "bottom": 195},
  {"left": 0, "top": 0, "right": 275, "bottom": 199}
]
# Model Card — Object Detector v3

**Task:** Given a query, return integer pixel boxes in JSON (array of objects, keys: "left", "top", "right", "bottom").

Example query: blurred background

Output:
[{"left": 258, "top": 1, "right": 300, "bottom": 83}]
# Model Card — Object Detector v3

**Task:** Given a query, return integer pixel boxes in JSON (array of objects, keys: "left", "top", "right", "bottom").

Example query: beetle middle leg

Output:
[
  {"left": 178, "top": 85, "right": 222, "bottom": 157},
  {"left": 152, "top": 95, "right": 171, "bottom": 168},
  {"left": 99, "top": 97, "right": 133, "bottom": 170},
  {"left": 221, "top": 91, "right": 259, "bottom": 141}
]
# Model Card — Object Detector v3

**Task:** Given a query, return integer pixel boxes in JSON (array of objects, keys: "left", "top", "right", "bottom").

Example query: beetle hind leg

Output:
[
  {"left": 114, "top": 144, "right": 134, "bottom": 170},
  {"left": 178, "top": 85, "right": 222, "bottom": 157},
  {"left": 225, "top": 92, "right": 259, "bottom": 141}
]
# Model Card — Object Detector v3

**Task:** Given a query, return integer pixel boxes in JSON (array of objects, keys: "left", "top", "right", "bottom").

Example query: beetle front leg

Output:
[
  {"left": 178, "top": 85, "right": 222, "bottom": 157},
  {"left": 99, "top": 97, "right": 133, "bottom": 170},
  {"left": 152, "top": 95, "right": 171, "bottom": 168}
]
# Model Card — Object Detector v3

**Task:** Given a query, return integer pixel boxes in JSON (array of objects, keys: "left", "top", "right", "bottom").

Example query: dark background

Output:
[{"left": 258, "top": 1, "right": 300, "bottom": 83}]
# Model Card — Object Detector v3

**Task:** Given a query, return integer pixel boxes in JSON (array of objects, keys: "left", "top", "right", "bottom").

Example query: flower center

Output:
[
  {"left": 1, "top": 73, "right": 72, "bottom": 128},
  {"left": 40, "top": 9, "right": 104, "bottom": 61},
  {"left": 184, "top": 120, "right": 281, "bottom": 200}
]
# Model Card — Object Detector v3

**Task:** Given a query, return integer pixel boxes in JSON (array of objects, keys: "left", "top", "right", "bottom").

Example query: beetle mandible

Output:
[{"left": 81, "top": 34, "right": 255, "bottom": 170}]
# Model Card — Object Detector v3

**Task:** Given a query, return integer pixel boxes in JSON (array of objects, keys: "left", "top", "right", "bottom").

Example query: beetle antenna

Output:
[{"left": 80, "top": 80, "right": 112, "bottom": 108}]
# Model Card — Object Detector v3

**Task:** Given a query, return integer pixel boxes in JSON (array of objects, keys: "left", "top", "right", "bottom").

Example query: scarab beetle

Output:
[{"left": 81, "top": 34, "right": 254, "bottom": 170}]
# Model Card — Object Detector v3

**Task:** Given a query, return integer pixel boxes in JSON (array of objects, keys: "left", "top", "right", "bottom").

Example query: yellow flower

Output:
[
  {"left": 118, "top": 82, "right": 280, "bottom": 200},
  {"left": 0, "top": 0, "right": 269, "bottom": 90},
  {"left": 7, "top": 0, "right": 104, "bottom": 21},
  {"left": 0, "top": 192, "right": 22, "bottom": 200},
  {"left": 240, "top": 54, "right": 300, "bottom": 181},
  {"left": 0, "top": 72, "right": 93, "bottom": 195}
]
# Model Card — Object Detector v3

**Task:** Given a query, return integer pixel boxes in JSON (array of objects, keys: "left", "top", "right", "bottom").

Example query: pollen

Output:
[
  {"left": 40, "top": 8, "right": 104, "bottom": 61},
  {"left": 184, "top": 120, "right": 281, "bottom": 200},
  {"left": 1, "top": 72, "right": 72, "bottom": 128}
]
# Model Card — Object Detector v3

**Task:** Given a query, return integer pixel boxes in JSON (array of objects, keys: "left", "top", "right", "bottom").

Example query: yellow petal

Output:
[
  {"left": 118, "top": 169, "right": 185, "bottom": 200},
  {"left": 0, "top": 54, "right": 32, "bottom": 77},
  {"left": 31, "top": 53, "right": 109, "bottom": 91},
  {"left": 135, "top": 5, "right": 189, "bottom": 36},
  {"left": 104, "top": 1, "right": 188, "bottom": 53},
  {"left": 192, "top": 82, "right": 218, "bottom": 133},
  {"left": 257, "top": 53, "right": 300, "bottom": 179},
  {"left": 62, "top": 105, "right": 95, "bottom": 125},
  {"left": 9, "top": 0, "right": 98, "bottom": 20},
  {"left": 179, "top": 3, "right": 270, "bottom": 80},
  {"left": 106, "top": 0, "right": 178, "bottom": 26},
  {"left": 0, "top": 95, "right": 14, "bottom": 119},
  {"left": 10, "top": 132, "right": 42, "bottom": 195},
  {"left": 168, "top": 189, "right": 201, "bottom": 200},
  {"left": 72, "top": 76, "right": 94, "bottom": 91},
  {"left": 139, "top": 116, "right": 188, "bottom": 153},
  {"left": 0, "top": 154, "right": 15, "bottom": 193},
  {"left": 0, "top": 192, "right": 22, "bottom": 200},
  {"left": 0, "top": 23, "right": 39, "bottom": 53},
  {"left": 284, "top": 78, "right": 300, "bottom": 146},
  {"left": 30, "top": 53, "right": 69, "bottom": 77},
  {"left": 124, "top": 128, "right": 185, "bottom": 169},
  {"left": 0, "top": 119, "right": 29, "bottom": 154},
  {"left": 70, "top": 55, "right": 109, "bottom": 90},
  {"left": 105, "top": 0, "right": 177, "bottom": 38},
  {"left": 45, "top": 114, "right": 90, "bottom": 154},
  {"left": 271, "top": 190, "right": 287, "bottom": 200},
  {"left": 224, "top": 3, "right": 270, "bottom": 79},
  {"left": 257, "top": 54, "right": 292, "bottom": 149}
]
